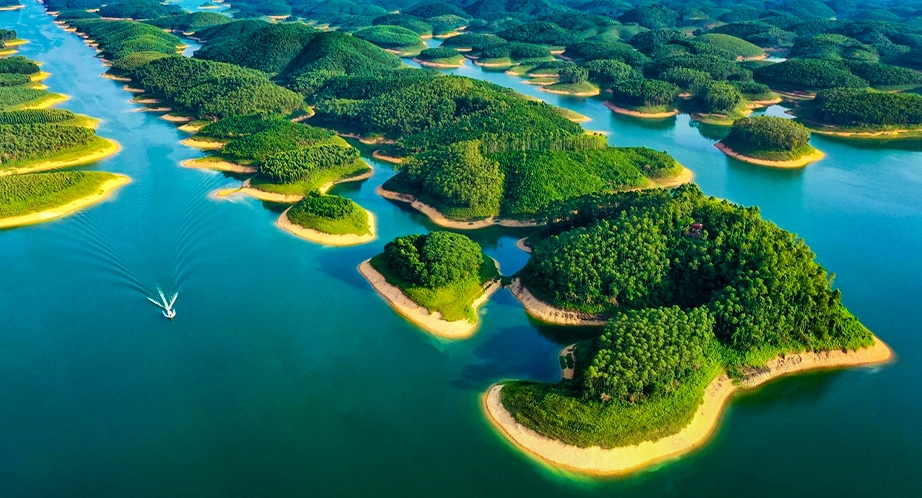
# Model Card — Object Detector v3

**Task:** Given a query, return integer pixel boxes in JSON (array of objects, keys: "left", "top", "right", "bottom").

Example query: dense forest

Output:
[
  {"left": 370, "top": 231, "right": 499, "bottom": 322},
  {"left": 719, "top": 115, "right": 818, "bottom": 160},
  {"left": 287, "top": 191, "right": 371, "bottom": 236},
  {"left": 504, "top": 184, "right": 873, "bottom": 446}
]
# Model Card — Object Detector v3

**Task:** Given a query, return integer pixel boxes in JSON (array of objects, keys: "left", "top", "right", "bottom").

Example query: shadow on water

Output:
[{"left": 452, "top": 324, "right": 563, "bottom": 390}]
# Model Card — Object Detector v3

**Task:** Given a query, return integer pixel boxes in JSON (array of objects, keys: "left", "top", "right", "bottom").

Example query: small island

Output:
[
  {"left": 0, "top": 172, "right": 128, "bottom": 228},
  {"left": 607, "top": 78, "right": 680, "bottom": 118},
  {"left": 353, "top": 25, "right": 426, "bottom": 57},
  {"left": 277, "top": 191, "right": 376, "bottom": 246},
  {"left": 798, "top": 88, "right": 922, "bottom": 139},
  {"left": 413, "top": 47, "right": 465, "bottom": 68},
  {"left": 359, "top": 231, "right": 501, "bottom": 339},
  {"left": 485, "top": 185, "right": 891, "bottom": 475},
  {"left": 716, "top": 116, "right": 824, "bottom": 167}
]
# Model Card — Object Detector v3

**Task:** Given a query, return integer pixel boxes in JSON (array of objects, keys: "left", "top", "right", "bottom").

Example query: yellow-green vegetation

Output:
[
  {"left": 286, "top": 191, "right": 370, "bottom": 235},
  {"left": 0, "top": 171, "right": 117, "bottom": 219},
  {"left": 0, "top": 124, "right": 113, "bottom": 171},
  {"left": 370, "top": 231, "right": 500, "bottom": 322},
  {"left": 415, "top": 47, "right": 465, "bottom": 67},
  {"left": 719, "top": 116, "right": 818, "bottom": 162},
  {"left": 503, "top": 185, "right": 873, "bottom": 447},
  {"left": 0, "top": 87, "right": 66, "bottom": 111}
]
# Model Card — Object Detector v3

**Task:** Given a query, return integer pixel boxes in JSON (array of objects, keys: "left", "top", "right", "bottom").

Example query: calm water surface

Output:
[{"left": 1, "top": 7, "right": 921, "bottom": 496}]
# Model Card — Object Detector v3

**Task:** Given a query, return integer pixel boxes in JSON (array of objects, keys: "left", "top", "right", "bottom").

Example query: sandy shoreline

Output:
[
  {"left": 375, "top": 185, "right": 539, "bottom": 229},
  {"left": 277, "top": 207, "right": 376, "bottom": 246},
  {"left": 715, "top": 142, "right": 825, "bottom": 168},
  {"left": 0, "top": 175, "right": 130, "bottom": 228},
  {"left": 508, "top": 278, "right": 606, "bottom": 326},
  {"left": 180, "top": 137, "right": 226, "bottom": 150},
  {"left": 359, "top": 259, "right": 501, "bottom": 339},
  {"left": 655, "top": 167, "right": 694, "bottom": 187},
  {"left": 180, "top": 157, "right": 256, "bottom": 174},
  {"left": 604, "top": 101, "right": 679, "bottom": 119},
  {"left": 484, "top": 337, "right": 893, "bottom": 476},
  {"left": 809, "top": 127, "right": 922, "bottom": 138},
  {"left": 413, "top": 57, "right": 464, "bottom": 68},
  {"left": 540, "top": 86, "right": 600, "bottom": 97},
  {"left": 372, "top": 149, "right": 403, "bottom": 164},
  {"left": 0, "top": 139, "right": 120, "bottom": 177},
  {"left": 515, "top": 237, "right": 532, "bottom": 253},
  {"left": 215, "top": 170, "right": 373, "bottom": 203}
]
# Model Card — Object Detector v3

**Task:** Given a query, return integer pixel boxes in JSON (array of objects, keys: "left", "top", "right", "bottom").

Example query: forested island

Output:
[
  {"left": 488, "top": 185, "right": 890, "bottom": 474},
  {"left": 716, "top": 116, "right": 823, "bottom": 167},
  {"left": 360, "top": 231, "right": 501, "bottom": 338},
  {"left": 0, "top": 49, "right": 124, "bottom": 228}
]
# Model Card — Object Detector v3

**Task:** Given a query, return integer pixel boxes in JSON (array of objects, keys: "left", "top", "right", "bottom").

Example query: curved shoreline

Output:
[
  {"left": 484, "top": 337, "right": 893, "bottom": 476},
  {"left": 540, "top": 86, "right": 600, "bottom": 97},
  {"left": 655, "top": 166, "right": 694, "bottom": 188},
  {"left": 604, "top": 101, "right": 678, "bottom": 119},
  {"left": 508, "top": 278, "right": 606, "bottom": 326},
  {"left": 375, "top": 185, "right": 539, "bottom": 230},
  {"left": 180, "top": 157, "right": 256, "bottom": 174},
  {"left": 358, "top": 259, "right": 501, "bottom": 339},
  {"left": 372, "top": 149, "right": 403, "bottom": 164},
  {"left": 809, "top": 127, "right": 922, "bottom": 139},
  {"left": 215, "top": 169, "right": 374, "bottom": 203},
  {"left": 715, "top": 142, "right": 825, "bottom": 168},
  {"left": 412, "top": 57, "right": 464, "bottom": 68},
  {"left": 277, "top": 207, "right": 376, "bottom": 246},
  {"left": 0, "top": 139, "right": 120, "bottom": 177},
  {"left": 180, "top": 137, "right": 226, "bottom": 149},
  {"left": 0, "top": 175, "right": 129, "bottom": 228}
]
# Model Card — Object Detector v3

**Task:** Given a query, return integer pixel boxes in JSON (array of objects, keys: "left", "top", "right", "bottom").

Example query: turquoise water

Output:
[{"left": 1, "top": 6, "right": 921, "bottom": 496}]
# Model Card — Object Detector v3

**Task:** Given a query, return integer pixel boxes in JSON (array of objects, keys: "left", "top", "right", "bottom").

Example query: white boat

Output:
[{"left": 147, "top": 287, "right": 178, "bottom": 320}]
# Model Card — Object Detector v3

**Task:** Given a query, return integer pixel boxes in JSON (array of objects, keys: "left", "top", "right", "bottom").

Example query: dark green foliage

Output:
[
  {"left": 645, "top": 54, "right": 748, "bottom": 81},
  {"left": 779, "top": 0, "right": 836, "bottom": 19},
  {"left": 562, "top": 41, "right": 650, "bottom": 66},
  {"left": 145, "top": 13, "right": 233, "bottom": 31},
  {"left": 540, "top": 12, "right": 616, "bottom": 35},
  {"left": 287, "top": 192, "right": 369, "bottom": 235},
  {"left": 126, "top": 56, "right": 303, "bottom": 119},
  {"left": 659, "top": 67, "right": 711, "bottom": 92},
  {"left": 463, "top": 0, "right": 565, "bottom": 21},
  {"left": 753, "top": 59, "right": 869, "bottom": 90},
  {"left": 496, "top": 20, "right": 580, "bottom": 46},
  {"left": 723, "top": 116, "right": 811, "bottom": 152},
  {"left": 441, "top": 33, "right": 507, "bottom": 51},
  {"left": 194, "top": 23, "right": 319, "bottom": 74},
  {"left": 789, "top": 34, "right": 879, "bottom": 61},
  {"left": 695, "top": 81, "right": 743, "bottom": 113},
  {"left": 66, "top": 19, "right": 182, "bottom": 59},
  {"left": 383, "top": 232, "right": 484, "bottom": 288},
  {"left": 233, "top": 0, "right": 291, "bottom": 18},
  {"left": 482, "top": 42, "right": 552, "bottom": 60},
  {"left": 843, "top": 61, "right": 922, "bottom": 87},
  {"left": 401, "top": 140, "right": 504, "bottom": 219},
  {"left": 710, "top": 22, "right": 796, "bottom": 47},
  {"left": 718, "top": 8, "right": 760, "bottom": 23},
  {"left": 0, "top": 56, "right": 39, "bottom": 75},
  {"left": 526, "top": 184, "right": 872, "bottom": 356},
  {"left": 417, "top": 47, "right": 461, "bottom": 61},
  {"left": 628, "top": 28, "right": 686, "bottom": 49},
  {"left": 427, "top": 14, "right": 469, "bottom": 36},
  {"left": 197, "top": 114, "right": 289, "bottom": 138},
  {"left": 695, "top": 33, "right": 764, "bottom": 58},
  {"left": 0, "top": 74, "right": 30, "bottom": 87},
  {"left": 0, "top": 124, "right": 94, "bottom": 165},
  {"left": 55, "top": 10, "right": 101, "bottom": 20},
  {"left": 191, "top": 19, "right": 270, "bottom": 41},
  {"left": 619, "top": 5, "right": 679, "bottom": 29},
  {"left": 43, "top": 0, "right": 104, "bottom": 10},
  {"left": 97, "top": 0, "right": 183, "bottom": 20},
  {"left": 0, "top": 29, "right": 16, "bottom": 41},
  {"left": 582, "top": 59, "right": 637, "bottom": 85},
  {"left": 405, "top": 2, "right": 469, "bottom": 20},
  {"left": 584, "top": 307, "right": 714, "bottom": 402},
  {"left": 221, "top": 121, "right": 336, "bottom": 162},
  {"left": 353, "top": 25, "right": 422, "bottom": 50},
  {"left": 0, "top": 109, "right": 76, "bottom": 125},
  {"left": 811, "top": 87, "right": 922, "bottom": 126},
  {"left": 371, "top": 13, "right": 432, "bottom": 35},
  {"left": 281, "top": 32, "right": 403, "bottom": 84},
  {"left": 108, "top": 51, "right": 168, "bottom": 72},
  {"left": 732, "top": 80, "right": 773, "bottom": 99},
  {"left": 558, "top": 66, "right": 588, "bottom": 84},
  {"left": 259, "top": 143, "right": 359, "bottom": 184},
  {"left": 611, "top": 78, "right": 680, "bottom": 107}
]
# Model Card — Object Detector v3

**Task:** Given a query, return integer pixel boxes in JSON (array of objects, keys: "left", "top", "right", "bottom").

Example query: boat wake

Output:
[{"left": 147, "top": 286, "right": 178, "bottom": 319}]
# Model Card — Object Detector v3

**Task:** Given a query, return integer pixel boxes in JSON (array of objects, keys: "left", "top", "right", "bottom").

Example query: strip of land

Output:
[
  {"left": 180, "top": 157, "right": 256, "bottom": 174},
  {"left": 604, "top": 101, "right": 679, "bottom": 119},
  {"left": 715, "top": 142, "right": 824, "bottom": 168},
  {"left": 508, "top": 278, "right": 606, "bottom": 326},
  {"left": 0, "top": 175, "right": 129, "bottom": 228},
  {"left": 0, "top": 138, "right": 120, "bottom": 177},
  {"left": 484, "top": 337, "right": 892, "bottom": 476},
  {"left": 375, "top": 185, "right": 538, "bottom": 229},
  {"left": 359, "top": 259, "right": 501, "bottom": 339},
  {"left": 277, "top": 206, "right": 376, "bottom": 246}
]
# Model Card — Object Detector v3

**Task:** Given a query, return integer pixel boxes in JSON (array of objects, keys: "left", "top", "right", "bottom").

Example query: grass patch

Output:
[
  {"left": 369, "top": 252, "right": 499, "bottom": 322},
  {"left": 0, "top": 171, "right": 116, "bottom": 218},
  {"left": 543, "top": 81, "right": 599, "bottom": 96},
  {"left": 0, "top": 135, "right": 115, "bottom": 171}
]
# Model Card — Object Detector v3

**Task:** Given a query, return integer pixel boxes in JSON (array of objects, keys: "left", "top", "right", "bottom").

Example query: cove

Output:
[{"left": 1, "top": 6, "right": 921, "bottom": 497}]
